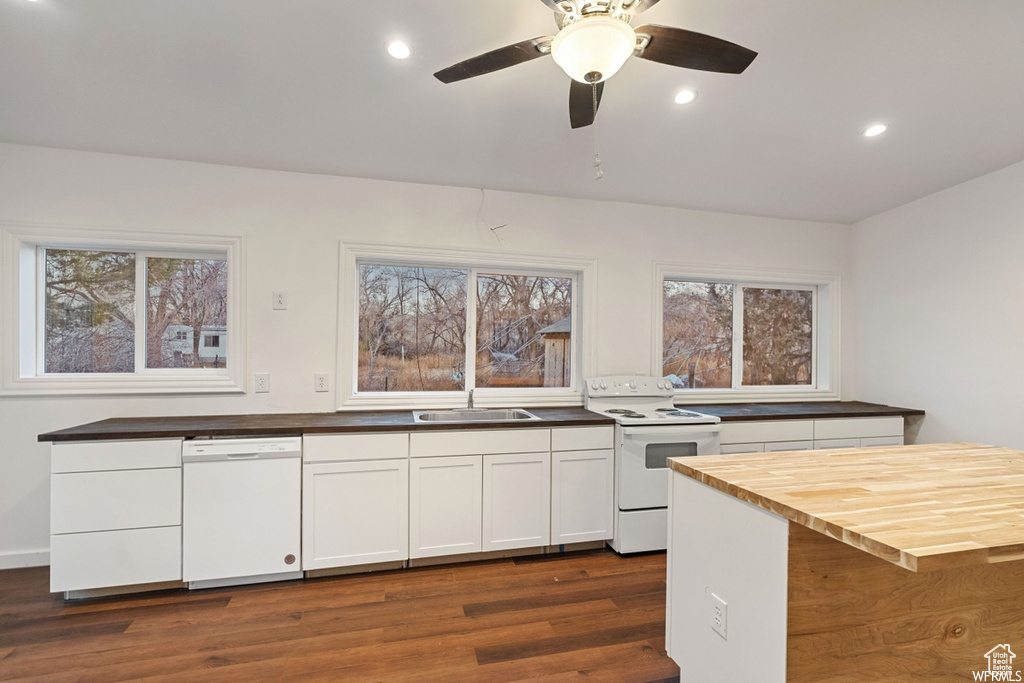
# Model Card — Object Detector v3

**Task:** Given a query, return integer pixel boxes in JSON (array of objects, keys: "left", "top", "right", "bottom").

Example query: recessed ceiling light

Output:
[
  {"left": 674, "top": 89, "right": 697, "bottom": 105},
  {"left": 864, "top": 123, "right": 887, "bottom": 137},
  {"left": 386, "top": 40, "right": 412, "bottom": 60}
]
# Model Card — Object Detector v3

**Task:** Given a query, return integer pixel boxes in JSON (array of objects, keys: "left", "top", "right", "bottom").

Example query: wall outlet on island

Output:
[
  {"left": 314, "top": 373, "right": 329, "bottom": 392},
  {"left": 255, "top": 373, "right": 270, "bottom": 393},
  {"left": 710, "top": 591, "right": 728, "bottom": 640}
]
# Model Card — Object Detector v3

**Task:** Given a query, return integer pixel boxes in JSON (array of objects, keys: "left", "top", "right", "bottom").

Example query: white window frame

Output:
[
  {"left": 1, "top": 224, "right": 245, "bottom": 395},
  {"left": 338, "top": 242, "right": 597, "bottom": 410},
  {"left": 653, "top": 262, "right": 840, "bottom": 402}
]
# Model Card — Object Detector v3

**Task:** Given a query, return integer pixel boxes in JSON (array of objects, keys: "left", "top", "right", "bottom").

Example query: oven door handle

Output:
[{"left": 619, "top": 424, "right": 721, "bottom": 439}]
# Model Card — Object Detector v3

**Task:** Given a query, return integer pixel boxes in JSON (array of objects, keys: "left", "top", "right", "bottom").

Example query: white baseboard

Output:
[{"left": 0, "top": 549, "right": 50, "bottom": 569}]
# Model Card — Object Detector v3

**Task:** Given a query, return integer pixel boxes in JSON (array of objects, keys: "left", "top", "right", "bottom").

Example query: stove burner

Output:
[
  {"left": 607, "top": 409, "right": 646, "bottom": 419},
  {"left": 655, "top": 408, "right": 706, "bottom": 418}
]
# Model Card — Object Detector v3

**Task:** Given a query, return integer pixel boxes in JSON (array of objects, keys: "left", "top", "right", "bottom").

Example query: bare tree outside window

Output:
[
  {"left": 661, "top": 281, "right": 733, "bottom": 388},
  {"left": 146, "top": 258, "right": 228, "bottom": 369},
  {"left": 742, "top": 287, "right": 812, "bottom": 385},
  {"left": 357, "top": 265, "right": 467, "bottom": 391},
  {"left": 476, "top": 274, "right": 572, "bottom": 388},
  {"left": 44, "top": 250, "right": 136, "bottom": 373}
]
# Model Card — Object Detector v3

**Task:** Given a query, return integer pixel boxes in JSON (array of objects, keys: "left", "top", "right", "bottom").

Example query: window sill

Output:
[
  {"left": 673, "top": 387, "right": 840, "bottom": 404},
  {"left": 339, "top": 389, "right": 583, "bottom": 411},
  {"left": 1, "top": 374, "right": 245, "bottom": 397}
]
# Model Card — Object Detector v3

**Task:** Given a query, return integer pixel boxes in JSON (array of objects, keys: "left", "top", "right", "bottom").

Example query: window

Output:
[
  {"left": 341, "top": 243, "right": 595, "bottom": 408},
  {"left": 2, "top": 226, "right": 244, "bottom": 394},
  {"left": 655, "top": 264, "right": 839, "bottom": 400},
  {"left": 357, "top": 265, "right": 573, "bottom": 392}
]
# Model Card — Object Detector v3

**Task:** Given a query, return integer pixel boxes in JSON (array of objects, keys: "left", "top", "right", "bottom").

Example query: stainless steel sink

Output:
[{"left": 412, "top": 408, "right": 541, "bottom": 423}]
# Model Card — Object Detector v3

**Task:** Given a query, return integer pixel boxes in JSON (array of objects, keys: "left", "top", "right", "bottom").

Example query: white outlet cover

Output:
[
  {"left": 711, "top": 592, "right": 728, "bottom": 640},
  {"left": 272, "top": 291, "right": 287, "bottom": 310},
  {"left": 255, "top": 373, "right": 270, "bottom": 393},
  {"left": 314, "top": 373, "right": 329, "bottom": 392}
]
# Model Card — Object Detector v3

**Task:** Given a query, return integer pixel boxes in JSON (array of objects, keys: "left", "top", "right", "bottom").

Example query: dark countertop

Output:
[
  {"left": 682, "top": 401, "right": 924, "bottom": 422},
  {"left": 38, "top": 402, "right": 924, "bottom": 443},
  {"left": 38, "top": 407, "right": 613, "bottom": 442}
]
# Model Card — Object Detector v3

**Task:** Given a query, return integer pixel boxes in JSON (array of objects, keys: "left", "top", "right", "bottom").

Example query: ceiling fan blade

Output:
[
  {"left": 434, "top": 37, "right": 553, "bottom": 84},
  {"left": 569, "top": 79, "right": 604, "bottom": 129},
  {"left": 633, "top": 24, "right": 757, "bottom": 74}
]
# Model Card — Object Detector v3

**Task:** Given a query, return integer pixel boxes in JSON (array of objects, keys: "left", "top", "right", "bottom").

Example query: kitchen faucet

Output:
[{"left": 467, "top": 389, "right": 474, "bottom": 409}]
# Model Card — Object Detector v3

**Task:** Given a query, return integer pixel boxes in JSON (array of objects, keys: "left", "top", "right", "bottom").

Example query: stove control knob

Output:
[
  {"left": 600, "top": 381, "right": 608, "bottom": 390},
  {"left": 628, "top": 380, "right": 637, "bottom": 390},
  {"left": 590, "top": 381, "right": 599, "bottom": 392}
]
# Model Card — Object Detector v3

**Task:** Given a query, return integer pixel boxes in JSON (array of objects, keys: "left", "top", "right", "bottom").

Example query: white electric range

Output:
[{"left": 584, "top": 375, "right": 721, "bottom": 553}]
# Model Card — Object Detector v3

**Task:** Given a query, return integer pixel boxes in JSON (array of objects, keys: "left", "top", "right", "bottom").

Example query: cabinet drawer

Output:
[
  {"left": 719, "top": 420, "right": 813, "bottom": 445},
  {"left": 720, "top": 443, "right": 765, "bottom": 454},
  {"left": 51, "top": 468, "right": 181, "bottom": 534},
  {"left": 51, "top": 439, "right": 182, "bottom": 473},
  {"left": 813, "top": 417, "right": 903, "bottom": 440},
  {"left": 813, "top": 438, "right": 862, "bottom": 450},
  {"left": 551, "top": 426, "right": 613, "bottom": 452},
  {"left": 49, "top": 526, "right": 182, "bottom": 593},
  {"left": 410, "top": 429, "right": 549, "bottom": 457},
  {"left": 303, "top": 433, "right": 408, "bottom": 462},
  {"left": 763, "top": 440, "right": 814, "bottom": 452}
]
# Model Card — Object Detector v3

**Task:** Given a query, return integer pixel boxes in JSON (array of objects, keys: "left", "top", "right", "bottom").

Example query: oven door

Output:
[{"left": 617, "top": 424, "right": 721, "bottom": 510}]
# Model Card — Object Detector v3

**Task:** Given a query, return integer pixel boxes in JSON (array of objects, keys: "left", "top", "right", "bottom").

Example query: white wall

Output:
[
  {"left": 0, "top": 143, "right": 852, "bottom": 567},
  {"left": 853, "top": 159, "right": 1024, "bottom": 448}
]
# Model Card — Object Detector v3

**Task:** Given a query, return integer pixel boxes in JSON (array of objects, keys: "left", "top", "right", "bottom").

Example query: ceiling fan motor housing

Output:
[{"left": 550, "top": 14, "right": 637, "bottom": 83}]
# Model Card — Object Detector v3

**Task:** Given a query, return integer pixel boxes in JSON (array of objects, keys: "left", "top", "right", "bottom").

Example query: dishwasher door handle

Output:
[{"left": 226, "top": 453, "right": 260, "bottom": 460}]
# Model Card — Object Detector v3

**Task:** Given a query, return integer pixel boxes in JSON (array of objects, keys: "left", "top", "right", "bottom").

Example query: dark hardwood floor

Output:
[{"left": 0, "top": 549, "right": 681, "bottom": 682}]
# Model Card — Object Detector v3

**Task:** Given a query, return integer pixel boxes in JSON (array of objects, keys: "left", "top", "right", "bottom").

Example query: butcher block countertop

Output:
[
  {"left": 37, "top": 407, "right": 613, "bottom": 442},
  {"left": 669, "top": 442, "right": 1024, "bottom": 572}
]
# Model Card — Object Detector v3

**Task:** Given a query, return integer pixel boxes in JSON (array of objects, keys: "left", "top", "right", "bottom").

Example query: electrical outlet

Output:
[
  {"left": 272, "top": 291, "right": 288, "bottom": 310},
  {"left": 314, "top": 373, "right": 329, "bottom": 392},
  {"left": 255, "top": 373, "right": 270, "bottom": 393},
  {"left": 710, "top": 592, "right": 728, "bottom": 640}
]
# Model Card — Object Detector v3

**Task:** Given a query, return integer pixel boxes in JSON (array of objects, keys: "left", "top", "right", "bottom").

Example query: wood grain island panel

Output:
[
  {"left": 666, "top": 443, "right": 1024, "bottom": 681},
  {"left": 669, "top": 442, "right": 1024, "bottom": 571}
]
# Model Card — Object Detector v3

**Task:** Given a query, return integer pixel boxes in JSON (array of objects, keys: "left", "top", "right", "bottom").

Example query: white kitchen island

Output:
[{"left": 666, "top": 443, "right": 1024, "bottom": 682}]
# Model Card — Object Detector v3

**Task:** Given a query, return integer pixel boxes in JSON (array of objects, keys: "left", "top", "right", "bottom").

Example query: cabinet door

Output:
[
  {"left": 303, "top": 459, "right": 409, "bottom": 570},
  {"left": 409, "top": 456, "right": 482, "bottom": 559},
  {"left": 551, "top": 449, "right": 613, "bottom": 544},
  {"left": 482, "top": 452, "right": 551, "bottom": 551},
  {"left": 50, "top": 526, "right": 182, "bottom": 593}
]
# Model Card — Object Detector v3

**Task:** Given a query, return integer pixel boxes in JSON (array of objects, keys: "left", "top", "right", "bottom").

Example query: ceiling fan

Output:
[{"left": 433, "top": 0, "right": 758, "bottom": 129}]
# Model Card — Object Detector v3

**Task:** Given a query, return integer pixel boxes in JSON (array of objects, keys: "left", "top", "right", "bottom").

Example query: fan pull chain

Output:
[{"left": 592, "top": 80, "right": 603, "bottom": 181}]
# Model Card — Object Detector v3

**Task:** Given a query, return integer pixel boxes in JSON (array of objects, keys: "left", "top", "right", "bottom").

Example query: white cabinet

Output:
[
  {"left": 302, "top": 433, "right": 409, "bottom": 570},
  {"left": 482, "top": 451, "right": 551, "bottom": 551},
  {"left": 49, "top": 439, "right": 183, "bottom": 594},
  {"left": 409, "top": 455, "right": 482, "bottom": 558},
  {"left": 550, "top": 426, "right": 614, "bottom": 544},
  {"left": 812, "top": 417, "right": 904, "bottom": 450},
  {"left": 408, "top": 429, "right": 551, "bottom": 559},
  {"left": 720, "top": 416, "right": 905, "bottom": 455}
]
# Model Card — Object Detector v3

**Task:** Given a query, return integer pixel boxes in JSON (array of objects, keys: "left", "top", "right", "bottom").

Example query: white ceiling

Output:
[{"left": 2, "top": 0, "right": 1024, "bottom": 224}]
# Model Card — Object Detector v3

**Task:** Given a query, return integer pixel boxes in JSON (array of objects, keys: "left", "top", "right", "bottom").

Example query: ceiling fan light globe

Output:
[{"left": 551, "top": 16, "right": 636, "bottom": 83}]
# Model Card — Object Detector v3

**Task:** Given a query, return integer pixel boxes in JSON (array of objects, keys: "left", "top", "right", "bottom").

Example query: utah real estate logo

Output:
[{"left": 973, "top": 644, "right": 1020, "bottom": 681}]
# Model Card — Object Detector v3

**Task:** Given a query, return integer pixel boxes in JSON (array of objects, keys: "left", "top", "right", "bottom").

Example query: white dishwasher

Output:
[{"left": 182, "top": 436, "right": 302, "bottom": 589}]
